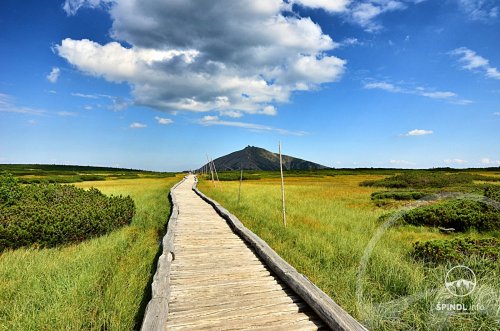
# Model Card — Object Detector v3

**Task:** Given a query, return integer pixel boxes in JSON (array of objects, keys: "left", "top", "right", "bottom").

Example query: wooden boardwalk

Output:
[{"left": 166, "top": 175, "right": 327, "bottom": 330}]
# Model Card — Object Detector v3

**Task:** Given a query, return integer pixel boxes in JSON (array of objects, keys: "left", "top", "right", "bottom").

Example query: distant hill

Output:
[{"left": 199, "top": 146, "right": 329, "bottom": 171}]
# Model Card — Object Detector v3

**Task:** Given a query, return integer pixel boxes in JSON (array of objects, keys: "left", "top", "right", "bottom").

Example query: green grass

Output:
[
  {"left": 198, "top": 174, "right": 500, "bottom": 330},
  {"left": 0, "top": 164, "right": 175, "bottom": 184},
  {"left": 0, "top": 176, "right": 180, "bottom": 330}
]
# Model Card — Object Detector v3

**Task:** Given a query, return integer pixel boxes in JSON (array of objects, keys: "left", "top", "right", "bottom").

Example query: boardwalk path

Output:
[{"left": 166, "top": 175, "right": 326, "bottom": 330}]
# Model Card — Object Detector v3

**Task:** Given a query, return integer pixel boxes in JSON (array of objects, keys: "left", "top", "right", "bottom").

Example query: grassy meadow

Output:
[
  {"left": 0, "top": 174, "right": 180, "bottom": 330},
  {"left": 198, "top": 172, "right": 500, "bottom": 330}
]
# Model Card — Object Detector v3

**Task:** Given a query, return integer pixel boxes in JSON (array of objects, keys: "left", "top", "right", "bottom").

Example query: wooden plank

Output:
[
  {"left": 193, "top": 180, "right": 369, "bottom": 331},
  {"left": 169, "top": 293, "right": 303, "bottom": 312},
  {"left": 144, "top": 175, "right": 340, "bottom": 331}
]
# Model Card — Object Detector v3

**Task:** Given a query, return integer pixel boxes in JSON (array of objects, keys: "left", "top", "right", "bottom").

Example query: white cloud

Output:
[
  {"left": 130, "top": 122, "right": 147, "bottom": 129},
  {"left": 57, "top": 0, "right": 345, "bottom": 117},
  {"left": 389, "top": 159, "right": 416, "bottom": 166},
  {"left": 84, "top": 105, "right": 93, "bottom": 110},
  {"left": 481, "top": 158, "right": 500, "bottom": 165},
  {"left": 71, "top": 92, "right": 100, "bottom": 98},
  {"left": 292, "top": 0, "right": 350, "bottom": 12},
  {"left": 71, "top": 92, "right": 129, "bottom": 111},
  {"left": 457, "top": 0, "right": 498, "bottom": 22},
  {"left": 63, "top": 0, "right": 114, "bottom": 16},
  {"left": 155, "top": 116, "right": 173, "bottom": 125},
  {"left": 364, "top": 81, "right": 401, "bottom": 92},
  {"left": 444, "top": 159, "right": 468, "bottom": 165},
  {"left": 347, "top": 1, "right": 408, "bottom": 32},
  {"left": 340, "top": 37, "right": 363, "bottom": 46},
  {"left": 57, "top": 111, "right": 77, "bottom": 117},
  {"left": 403, "top": 129, "right": 433, "bottom": 136},
  {"left": 420, "top": 91, "right": 456, "bottom": 99},
  {"left": 486, "top": 67, "right": 500, "bottom": 79},
  {"left": 199, "top": 115, "right": 307, "bottom": 136},
  {"left": 451, "top": 47, "right": 500, "bottom": 80},
  {"left": 107, "top": 96, "right": 129, "bottom": 111},
  {"left": 0, "top": 93, "right": 45, "bottom": 115},
  {"left": 47, "top": 67, "right": 60, "bottom": 83},
  {"left": 364, "top": 80, "right": 471, "bottom": 104},
  {"left": 494, "top": 112, "right": 500, "bottom": 116}
]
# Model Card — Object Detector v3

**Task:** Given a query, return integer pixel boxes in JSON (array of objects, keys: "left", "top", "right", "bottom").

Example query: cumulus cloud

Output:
[
  {"left": 402, "top": 129, "right": 433, "bottom": 136},
  {"left": 47, "top": 67, "right": 60, "bottom": 83},
  {"left": 451, "top": 47, "right": 500, "bottom": 80},
  {"left": 130, "top": 122, "right": 147, "bottom": 129},
  {"left": 155, "top": 116, "right": 173, "bottom": 125},
  {"left": 364, "top": 80, "right": 472, "bottom": 104},
  {"left": 58, "top": 0, "right": 345, "bottom": 117},
  {"left": 198, "top": 115, "right": 307, "bottom": 136}
]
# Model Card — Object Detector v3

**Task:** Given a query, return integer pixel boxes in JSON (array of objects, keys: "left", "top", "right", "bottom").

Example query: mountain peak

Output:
[{"left": 199, "top": 146, "right": 328, "bottom": 171}]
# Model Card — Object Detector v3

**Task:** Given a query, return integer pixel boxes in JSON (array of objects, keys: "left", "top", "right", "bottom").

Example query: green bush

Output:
[
  {"left": 403, "top": 199, "right": 500, "bottom": 231},
  {"left": 0, "top": 176, "right": 135, "bottom": 251},
  {"left": 0, "top": 172, "right": 22, "bottom": 207},
  {"left": 413, "top": 237, "right": 499, "bottom": 264},
  {"left": 361, "top": 172, "right": 476, "bottom": 189},
  {"left": 371, "top": 190, "right": 427, "bottom": 201},
  {"left": 484, "top": 185, "right": 500, "bottom": 203}
]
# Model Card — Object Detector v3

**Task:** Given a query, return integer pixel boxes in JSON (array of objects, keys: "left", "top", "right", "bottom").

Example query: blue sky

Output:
[{"left": 0, "top": 0, "right": 499, "bottom": 171}]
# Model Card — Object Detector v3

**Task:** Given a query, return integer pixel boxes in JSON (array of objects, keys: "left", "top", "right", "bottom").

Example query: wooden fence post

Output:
[{"left": 279, "top": 141, "right": 286, "bottom": 227}]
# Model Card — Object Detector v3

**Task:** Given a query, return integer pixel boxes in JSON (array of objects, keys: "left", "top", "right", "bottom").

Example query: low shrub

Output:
[
  {"left": 79, "top": 174, "right": 106, "bottom": 181},
  {"left": 484, "top": 185, "right": 500, "bottom": 203},
  {"left": 18, "top": 175, "right": 106, "bottom": 184},
  {"left": 0, "top": 172, "right": 21, "bottom": 207},
  {"left": 361, "top": 172, "right": 475, "bottom": 189},
  {"left": 403, "top": 199, "right": 500, "bottom": 232},
  {"left": 371, "top": 190, "right": 427, "bottom": 201},
  {"left": 412, "top": 237, "right": 499, "bottom": 264},
  {"left": 0, "top": 174, "right": 135, "bottom": 251}
]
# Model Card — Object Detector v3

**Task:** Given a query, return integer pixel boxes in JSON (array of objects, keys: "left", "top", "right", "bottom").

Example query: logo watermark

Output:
[{"left": 444, "top": 265, "right": 476, "bottom": 297}]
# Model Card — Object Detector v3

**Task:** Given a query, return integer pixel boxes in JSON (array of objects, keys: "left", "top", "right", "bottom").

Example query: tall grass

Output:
[
  {"left": 0, "top": 176, "right": 180, "bottom": 330},
  {"left": 198, "top": 175, "right": 499, "bottom": 330}
]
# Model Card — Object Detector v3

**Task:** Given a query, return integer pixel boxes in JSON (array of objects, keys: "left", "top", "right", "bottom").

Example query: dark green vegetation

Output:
[
  {"left": 371, "top": 190, "right": 427, "bottom": 201},
  {"left": 403, "top": 198, "right": 500, "bottom": 232},
  {"left": 485, "top": 185, "right": 500, "bottom": 202},
  {"left": 0, "top": 166, "right": 180, "bottom": 329},
  {"left": 365, "top": 172, "right": 500, "bottom": 260},
  {"left": 413, "top": 237, "right": 499, "bottom": 264},
  {"left": 360, "top": 171, "right": 500, "bottom": 189},
  {"left": 0, "top": 164, "right": 175, "bottom": 184},
  {"left": 0, "top": 172, "right": 135, "bottom": 251}
]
